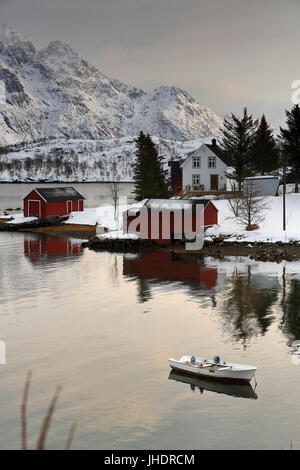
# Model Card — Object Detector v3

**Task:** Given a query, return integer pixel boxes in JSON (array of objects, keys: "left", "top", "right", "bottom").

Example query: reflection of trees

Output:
[
  {"left": 186, "top": 284, "right": 217, "bottom": 308},
  {"left": 222, "top": 267, "right": 277, "bottom": 345},
  {"left": 137, "top": 278, "right": 152, "bottom": 303},
  {"left": 109, "top": 256, "right": 120, "bottom": 287},
  {"left": 280, "top": 278, "right": 300, "bottom": 343}
]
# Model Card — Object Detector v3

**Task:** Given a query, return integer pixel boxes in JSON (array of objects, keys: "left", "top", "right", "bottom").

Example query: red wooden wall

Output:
[
  {"left": 124, "top": 202, "right": 218, "bottom": 243},
  {"left": 23, "top": 190, "right": 84, "bottom": 218}
]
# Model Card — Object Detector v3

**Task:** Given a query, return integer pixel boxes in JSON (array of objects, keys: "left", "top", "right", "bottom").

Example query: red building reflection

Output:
[
  {"left": 123, "top": 252, "right": 217, "bottom": 289},
  {"left": 24, "top": 236, "right": 83, "bottom": 263}
]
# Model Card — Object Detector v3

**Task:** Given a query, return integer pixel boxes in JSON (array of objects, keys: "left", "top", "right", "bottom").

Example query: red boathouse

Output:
[
  {"left": 123, "top": 198, "right": 218, "bottom": 243},
  {"left": 23, "top": 187, "right": 85, "bottom": 218}
]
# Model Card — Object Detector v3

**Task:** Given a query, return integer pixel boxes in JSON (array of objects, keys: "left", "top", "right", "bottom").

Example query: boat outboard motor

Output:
[
  {"left": 191, "top": 356, "right": 196, "bottom": 364},
  {"left": 214, "top": 355, "right": 221, "bottom": 365}
]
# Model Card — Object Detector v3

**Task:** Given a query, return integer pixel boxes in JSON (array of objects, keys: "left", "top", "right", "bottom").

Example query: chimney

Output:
[{"left": 212, "top": 138, "right": 217, "bottom": 147}]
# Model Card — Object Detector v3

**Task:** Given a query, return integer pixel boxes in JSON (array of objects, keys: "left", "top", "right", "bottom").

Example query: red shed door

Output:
[
  {"left": 28, "top": 200, "right": 41, "bottom": 217},
  {"left": 67, "top": 201, "right": 72, "bottom": 214}
]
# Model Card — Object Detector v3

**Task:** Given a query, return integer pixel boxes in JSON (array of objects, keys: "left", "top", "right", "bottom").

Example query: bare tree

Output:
[
  {"left": 228, "top": 180, "right": 269, "bottom": 229},
  {"left": 228, "top": 195, "right": 241, "bottom": 218},
  {"left": 107, "top": 161, "right": 120, "bottom": 221}
]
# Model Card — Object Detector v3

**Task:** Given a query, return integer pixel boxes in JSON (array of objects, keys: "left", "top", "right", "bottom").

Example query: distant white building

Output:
[{"left": 181, "top": 139, "right": 231, "bottom": 191}]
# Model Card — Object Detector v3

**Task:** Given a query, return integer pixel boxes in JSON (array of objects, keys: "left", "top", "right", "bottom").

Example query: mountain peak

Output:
[
  {"left": 0, "top": 24, "right": 36, "bottom": 62},
  {"left": 0, "top": 26, "right": 223, "bottom": 145},
  {"left": 0, "top": 24, "right": 28, "bottom": 44},
  {"left": 41, "top": 40, "right": 79, "bottom": 57}
]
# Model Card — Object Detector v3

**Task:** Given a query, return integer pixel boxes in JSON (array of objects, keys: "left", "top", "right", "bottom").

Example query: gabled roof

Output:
[
  {"left": 182, "top": 141, "right": 231, "bottom": 167},
  {"left": 33, "top": 187, "right": 85, "bottom": 202},
  {"left": 205, "top": 143, "right": 231, "bottom": 166},
  {"left": 146, "top": 198, "right": 214, "bottom": 208},
  {"left": 127, "top": 198, "right": 217, "bottom": 214}
]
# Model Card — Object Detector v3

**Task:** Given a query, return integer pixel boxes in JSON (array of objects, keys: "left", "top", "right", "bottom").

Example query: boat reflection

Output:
[
  {"left": 168, "top": 370, "right": 258, "bottom": 400},
  {"left": 24, "top": 234, "right": 83, "bottom": 264}
]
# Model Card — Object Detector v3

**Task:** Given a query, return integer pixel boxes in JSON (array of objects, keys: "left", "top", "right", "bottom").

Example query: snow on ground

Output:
[
  {"left": 207, "top": 194, "right": 300, "bottom": 243},
  {"left": 97, "top": 230, "right": 140, "bottom": 240},
  {"left": 65, "top": 204, "right": 129, "bottom": 230},
  {"left": 5, "top": 194, "right": 300, "bottom": 245},
  {"left": 66, "top": 194, "right": 300, "bottom": 244},
  {"left": 8, "top": 214, "right": 37, "bottom": 224}
]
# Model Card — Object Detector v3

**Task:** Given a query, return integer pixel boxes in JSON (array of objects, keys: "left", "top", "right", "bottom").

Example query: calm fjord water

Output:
[
  {"left": 0, "top": 184, "right": 300, "bottom": 450},
  {"left": 1, "top": 232, "right": 300, "bottom": 450}
]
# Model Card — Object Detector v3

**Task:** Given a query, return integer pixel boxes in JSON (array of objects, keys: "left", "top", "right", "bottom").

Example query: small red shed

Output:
[
  {"left": 23, "top": 187, "right": 85, "bottom": 218},
  {"left": 123, "top": 198, "right": 218, "bottom": 243}
]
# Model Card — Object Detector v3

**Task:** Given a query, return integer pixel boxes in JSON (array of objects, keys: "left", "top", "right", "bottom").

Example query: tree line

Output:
[
  {"left": 132, "top": 104, "right": 300, "bottom": 199},
  {"left": 221, "top": 104, "right": 300, "bottom": 191}
]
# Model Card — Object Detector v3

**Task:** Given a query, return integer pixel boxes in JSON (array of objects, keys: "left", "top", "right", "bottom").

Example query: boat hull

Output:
[
  {"left": 168, "top": 370, "right": 258, "bottom": 399},
  {"left": 169, "top": 359, "right": 257, "bottom": 383}
]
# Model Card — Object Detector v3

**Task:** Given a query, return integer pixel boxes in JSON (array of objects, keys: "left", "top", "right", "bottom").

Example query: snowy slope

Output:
[
  {"left": 0, "top": 25, "right": 223, "bottom": 145},
  {"left": 0, "top": 135, "right": 214, "bottom": 182}
]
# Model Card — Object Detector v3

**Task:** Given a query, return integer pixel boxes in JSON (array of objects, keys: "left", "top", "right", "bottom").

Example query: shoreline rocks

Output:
[
  {"left": 0, "top": 215, "right": 68, "bottom": 231},
  {"left": 82, "top": 235, "right": 300, "bottom": 262}
]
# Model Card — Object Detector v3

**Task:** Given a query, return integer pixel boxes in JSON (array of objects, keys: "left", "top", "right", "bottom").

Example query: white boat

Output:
[{"left": 168, "top": 355, "right": 257, "bottom": 383}]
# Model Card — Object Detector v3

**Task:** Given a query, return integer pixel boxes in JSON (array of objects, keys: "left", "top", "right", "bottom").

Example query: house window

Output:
[
  {"left": 193, "top": 156, "right": 201, "bottom": 168},
  {"left": 192, "top": 174, "right": 200, "bottom": 188},
  {"left": 208, "top": 156, "right": 216, "bottom": 168}
]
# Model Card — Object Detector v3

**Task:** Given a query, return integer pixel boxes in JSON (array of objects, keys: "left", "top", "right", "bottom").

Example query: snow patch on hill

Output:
[{"left": 0, "top": 135, "right": 214, "bottom": 182}]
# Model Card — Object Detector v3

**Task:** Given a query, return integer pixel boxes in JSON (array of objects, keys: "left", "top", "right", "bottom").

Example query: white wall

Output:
[{"left": 182, "top": 144, "right": 228, "bottom": 190}]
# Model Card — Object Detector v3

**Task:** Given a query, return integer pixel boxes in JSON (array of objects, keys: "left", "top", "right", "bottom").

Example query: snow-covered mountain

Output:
[{"left": 0, "top": 25, "right": 223, "bottom": 146}]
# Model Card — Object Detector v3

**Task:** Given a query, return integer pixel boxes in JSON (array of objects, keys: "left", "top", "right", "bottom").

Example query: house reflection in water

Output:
[
  {"left": 24, "top": 234, "right": 83, "bottom": 264},
  {"left": 123, "top": 252, "right": 217, "bottom": 302}
]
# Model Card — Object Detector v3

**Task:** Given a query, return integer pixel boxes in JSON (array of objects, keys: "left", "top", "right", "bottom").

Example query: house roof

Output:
[
  {"left": 146, "top": 198, "right": 214, "bottom": 208},
  {"left": 182, "top": 141, "right": 231, "bottom": 167},
  {"left": 205, "top": 143, "right": 231, "bottom": 166},
  {"left": 33, "top": 187, "right": 85, "bottom": 202},
  {"left": 127, "top": 198, "right": 217, "bottom": 214}
]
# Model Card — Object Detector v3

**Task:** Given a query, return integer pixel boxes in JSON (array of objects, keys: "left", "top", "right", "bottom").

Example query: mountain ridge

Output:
[{"left": 0, "top": 25, "right": 223, "bottom": 145}]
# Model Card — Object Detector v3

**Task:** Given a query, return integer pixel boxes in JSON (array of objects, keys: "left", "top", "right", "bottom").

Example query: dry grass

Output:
[{"left": 21, "top": 371, "right": 77, "bottom": 450}]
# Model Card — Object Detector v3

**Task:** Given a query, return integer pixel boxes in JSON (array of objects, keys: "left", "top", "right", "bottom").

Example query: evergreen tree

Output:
[
  {"left": 280, "top": 104, "right": 300, "bottom": 192},
  {"left": 221, "top": 108, "right": 258, "bottom": 191},
  {"left": 252, "top": 114, "right": 279, "bottom": 175},
  {"left": 133, "top": 132, "right": 169, "bottom": 200}
]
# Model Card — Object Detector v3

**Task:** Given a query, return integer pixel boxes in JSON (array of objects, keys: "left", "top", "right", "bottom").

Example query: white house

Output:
[{"left": 181, "top": 139, "right": 231, "bottom": 191}]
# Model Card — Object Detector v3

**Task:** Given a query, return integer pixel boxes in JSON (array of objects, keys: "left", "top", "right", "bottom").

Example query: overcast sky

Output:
[{"left": 1, "top": 0, "right": 299, "bottom": 127}]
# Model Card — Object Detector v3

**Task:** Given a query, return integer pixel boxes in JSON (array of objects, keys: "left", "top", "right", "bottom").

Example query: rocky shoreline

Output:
[
  {"left": 0, "top": 216, "right": 69, "bottom": 231},
  {"left": 82, "top": 235, "right": 300, "bottom": 261},
  {"left": 1, "top": 218, "right": 300, "bottom": 262}
]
